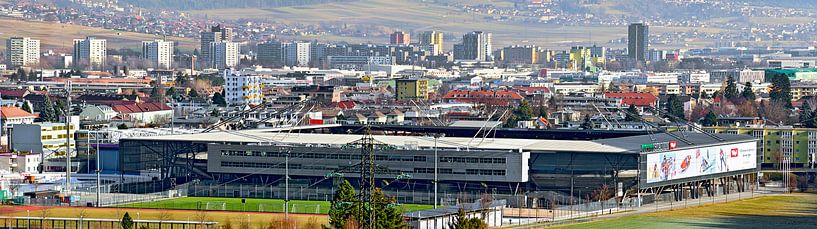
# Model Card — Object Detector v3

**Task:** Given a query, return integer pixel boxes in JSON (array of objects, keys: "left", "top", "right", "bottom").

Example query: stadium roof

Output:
[
  {"left": 593, "top": 132, "right": 756, "bottom": 152},
  {"left": 123, "top": 128, "right": 755, "bottom": 154}
]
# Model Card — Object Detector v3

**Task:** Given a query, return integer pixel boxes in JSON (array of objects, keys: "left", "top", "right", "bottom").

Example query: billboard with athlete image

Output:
[{"left": 646, "top": 142, "right": 757, "bottom": 184}]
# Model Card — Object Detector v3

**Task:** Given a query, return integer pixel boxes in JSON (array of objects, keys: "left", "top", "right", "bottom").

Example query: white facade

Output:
[
  {"left": 142, "top": 40, "right": 174, "bottom": 69},
  {"left": 79, "top": 105, "right": 118, "bottom": 121},
  {"left": 284, "top": 42, "right": 311, "bottom": 67},
  {"left": 6, "top": 37, "right": 40, "bottom": 67},
  {"left": 209, "top": 42, "right": 240, "bottom": 69},
  {"left": 689, "top": 71, "right": 710, "bottom": 84},
  {"left": 73, "top": 37, "right": 107, "bottom": 70},
  {"left": 0, "top": 153, "right": 41, "bottom": 173},
  {"left": 223, "top": 69, "right": 264, "bottom": 106},
  {"left": 552, "top": 84, "right": 601, "bottom": 95}
]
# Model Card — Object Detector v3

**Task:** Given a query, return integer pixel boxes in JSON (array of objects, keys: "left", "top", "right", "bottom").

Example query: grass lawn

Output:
[
  {"left": 117, "top": 197, "right": 435, "bottom": 214},
  {"left": 553, "top": 194, "right": 817, "bottom": 229},
  {"left": 0, "top": 205, "right": 326, "bottom": 228}
]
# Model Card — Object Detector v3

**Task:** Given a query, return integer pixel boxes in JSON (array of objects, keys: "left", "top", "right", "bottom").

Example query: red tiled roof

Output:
[
  {"left": 605, "top": 92, "right": 658, "bottom": 107},
  {"left": 112, "top": 102, "right": 171, "bottom": 114},
  {"left": 1, "top": 106, "right": 36, "bottom": 119},
  {"left": 336, "top": 101, "right": 356, "bottom": 110},
  {"left": 0, "top": 89, "right": 28, "bottom": 98}
]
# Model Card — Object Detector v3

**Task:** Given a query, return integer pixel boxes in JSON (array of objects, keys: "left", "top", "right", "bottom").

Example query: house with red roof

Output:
[
  {"left": 1, "top": 106, "right": 36, "bottom": 126},
  {"left": 442, "top": 90, "right": 524, "bottom": 106},
  {"left": 604, "top": 92, "right": 658, "bottom": 108},
  {"left": 111, "top": 102, "right": 172, "bottom": 125}
]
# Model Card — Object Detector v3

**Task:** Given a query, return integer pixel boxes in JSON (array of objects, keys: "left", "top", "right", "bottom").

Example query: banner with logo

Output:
[{"left": 646, "top": 142, "right": 756, "bottom": 184}]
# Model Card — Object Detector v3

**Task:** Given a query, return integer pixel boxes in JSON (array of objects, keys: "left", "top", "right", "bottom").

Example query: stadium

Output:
[{"left": 114, "top": 124, "right": 759, "bottom": 207}]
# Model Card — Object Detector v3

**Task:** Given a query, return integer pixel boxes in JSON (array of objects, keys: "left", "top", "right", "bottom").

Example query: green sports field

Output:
[
  {"left": 552, "top": 194, "right": 817, "bottom": 229},
  {"left": 117, "top": 197, "right": 434, "bottom": 214}
]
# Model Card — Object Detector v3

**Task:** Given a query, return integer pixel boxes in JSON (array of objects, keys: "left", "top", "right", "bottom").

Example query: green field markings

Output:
[{"left": 117, "top": 197, "right": 435, "bottom": 214}]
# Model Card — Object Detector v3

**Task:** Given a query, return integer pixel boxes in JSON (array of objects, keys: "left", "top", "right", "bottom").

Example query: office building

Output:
[
  {"left": 390, "top": 31, "right": 411, "bottom": 45},
  {"left": 6, "top": 37, "right": 40, "bottom": 68},
  {"left": 72, "top": 37, "right": 107, "bottom": 70},
  {"left": 11, "top": 119, "right": 79, "bottom": 156},
  {"left": 455, "top": 31, "right": 492, "bottom": 61},
  {"left": 142, "top": 40, "right": 174, "bottom": 69},
  {"left": 257, "top": 41, "right": 283, "bottom": 67},
  {"left": 325, "top": 56, "right": 393, "bottom": 70},
  {"left": 396, "top": 78, "right": 429, "bottom": 100},
  {"left": 200, "top": 25, "right": 233, "bottom": 63},
  {"left": 283, "top": 42, "right": 311, "bottom": 67},
  {"left": 419, "top": 31, "right": 444, "bottom": 55},
  {"left": 209, "top": 42, "right": 240, "bottom": 69},
  {"left": 628, "top": 23, "right": 649, "bottom": 62}
]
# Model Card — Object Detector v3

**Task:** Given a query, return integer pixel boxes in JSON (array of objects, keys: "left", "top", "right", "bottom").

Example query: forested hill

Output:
[{"left": 119, "top": 0, "right": 358, "bottom": 10}]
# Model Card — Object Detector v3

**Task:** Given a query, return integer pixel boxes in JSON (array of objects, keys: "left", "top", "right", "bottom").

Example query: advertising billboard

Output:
[{"left": 646, "top": 142, "right": 756, "bottom": 184}]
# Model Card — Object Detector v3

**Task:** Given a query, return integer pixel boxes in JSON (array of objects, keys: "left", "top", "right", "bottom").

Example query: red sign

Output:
[
  {"left": 668, "top": 141, "right": 677, "bottom": 150},
  {"left": 308, "top": 119, "right": 324, "bottom": 125},
  {"left": 730, "top": 148, "right": 739, "bottom": 157}
]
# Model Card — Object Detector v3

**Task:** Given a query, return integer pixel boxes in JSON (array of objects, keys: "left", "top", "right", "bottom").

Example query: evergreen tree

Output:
[
  {"left": 724, "top": 76, "right": 738, "bottom": 100},
  {"left": 39, "top": 96, "right": 57, "bottom": 122},
  {"left": 21, "top": 102, "right": 32, "bottom": 113},
  {"left": 121, "top": 212, "right": 134, "bottom": 229},
  {"left": 624, "top": 104, "right": 641, "bottom": 122},
  {"left": 166, "top": 87, "right": 178, "bottom": 100},
  {"left": 174, "top": 73, "right": 189, "bottom": 87},
  {"left": 448, "top": 208, "right": 488, "bottom": 229},
  {"left": 580, "top": 115, "right": 593, "bottom": 130},
  {"left": 547, "top": 96, "right": 558, "bottom": 112},
  {"left": 741, "top": 82, "right": 756, "bottom": 101},
  {"left": 700, "top": 90, "right": 709, "bottom": 99},
  {"left": 665, "top": 94, "right": 685, "bottom": 121},
  {"left": 608, "top": 81, "right": 620, "bottom": 92},
  {"left": 210, "top": 108, "right": 221, "bottom": 117},
  {"left": 371, "top": 188, "right": 408, "bottom": 229},
  {"left": 188, "top": 89, "right": 199, "bottom": 99},
  {"left": 769, "top": 73, "right": 793, "bottom": 108},
  {"left": 702, "top": 111, "right": 718, "bottom": 127},
  {"left": 505, "top": 100, "right": 534, "bottom": 127},
  {"left": 800, "top": 102, "right": 812, "bottom": 125},
  {"left": 212, "top": 92, "right": 227, "bottom": 107},
  {"left": 328, "top": 180, "right": 356, "bottom": 229}
]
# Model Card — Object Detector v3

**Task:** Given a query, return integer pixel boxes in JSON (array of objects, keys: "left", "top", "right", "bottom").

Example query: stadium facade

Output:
[{"left": 117, "top": 126, "right": 758, "bottom": 205}]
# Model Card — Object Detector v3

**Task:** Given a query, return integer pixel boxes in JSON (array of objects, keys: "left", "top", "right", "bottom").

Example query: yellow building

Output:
[
  {"left": 396, "top": 78, "right": 429, "bottom": 100},
  {"left": 704, "top": 126, "right": 817, "bottom": 168}
]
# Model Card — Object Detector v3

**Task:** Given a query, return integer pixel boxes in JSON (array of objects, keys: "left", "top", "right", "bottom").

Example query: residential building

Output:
[
  {"left": 209, "top": 42, "right": 240, "bottom": 69},
  {"left": 223, "top": 69, "right": 264, "bottom": 106},
  {"left": 200, "top": 25, "right": 233, "bottom": 63},
  {"left": 628, "top": 23, "right": 649, "bottom": 62},
  {"left": 455, "top": 31, "right": 492, "bottom": 61},
  {"left": 72, "top": 37, "right": 107, "bottom": 70},
  {"left": 396, "top": 78, "right": 429, "bottom": 100},
  {"left": 284, "top": 42, "right": 311, "bottom": 67},
  {"left": 390, "top": 31, "right": 411, "bottom": 45},
  {"left": 418, "top": 31, "right": 444, "bottom": 55},
  {"left": 142, "top": 39, "right": 174, "bottom": 69},
  {"left": 325, "top": 56, "right": 393, "bottom": 70},
  {"left": 604, "top": 92, "right": 658, "bottom": 109},
  {"left": 442, "top": 90, "right": 523, "bottom": 106},
  {"left": 502, "top": 45, "right": 537, "bottom": 65},
  {"left": 10, "top": 119, "right": 78, "bottom": 156},
  {"left": 111, "top": 102, "right": 172, "bottom": 125},
  {"left": 79, "top": 105, "right": 118, "bottom": 121},
  {"left": 6, "top": 37, "right": 40, "bottom": 68},
  {"left": 710, "top": 69, "right": 764, "bottom": 83},
  {"left": 0, "top": 153, "right": 41, "bottom": 173},
  {"left": 257, "top": 41, "right": 283, "bottom": 67}
]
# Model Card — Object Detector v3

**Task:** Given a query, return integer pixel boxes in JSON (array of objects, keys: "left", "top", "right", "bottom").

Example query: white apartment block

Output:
[
  {"left": 210, "top": 42, "right": 240, "bottom": 69},
  {"left": 284, "top": 42, "right": 311, "bottom": 67},
  {"left": 142, "top": 40, "right": 174, "bottom": 69},
  {"left": 73, "top": 37, "right": 107, "bottom": 70},
  {"left": 223, "top": 69, "right": 264, "bottom": 106},
  {"left": 6, "top": 37, "right": 40, "bottom": 67}
]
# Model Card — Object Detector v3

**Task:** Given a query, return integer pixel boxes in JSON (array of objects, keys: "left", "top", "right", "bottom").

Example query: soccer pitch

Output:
[{"left": 118, "top": 197, "right": 435, "bottom": 214}]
